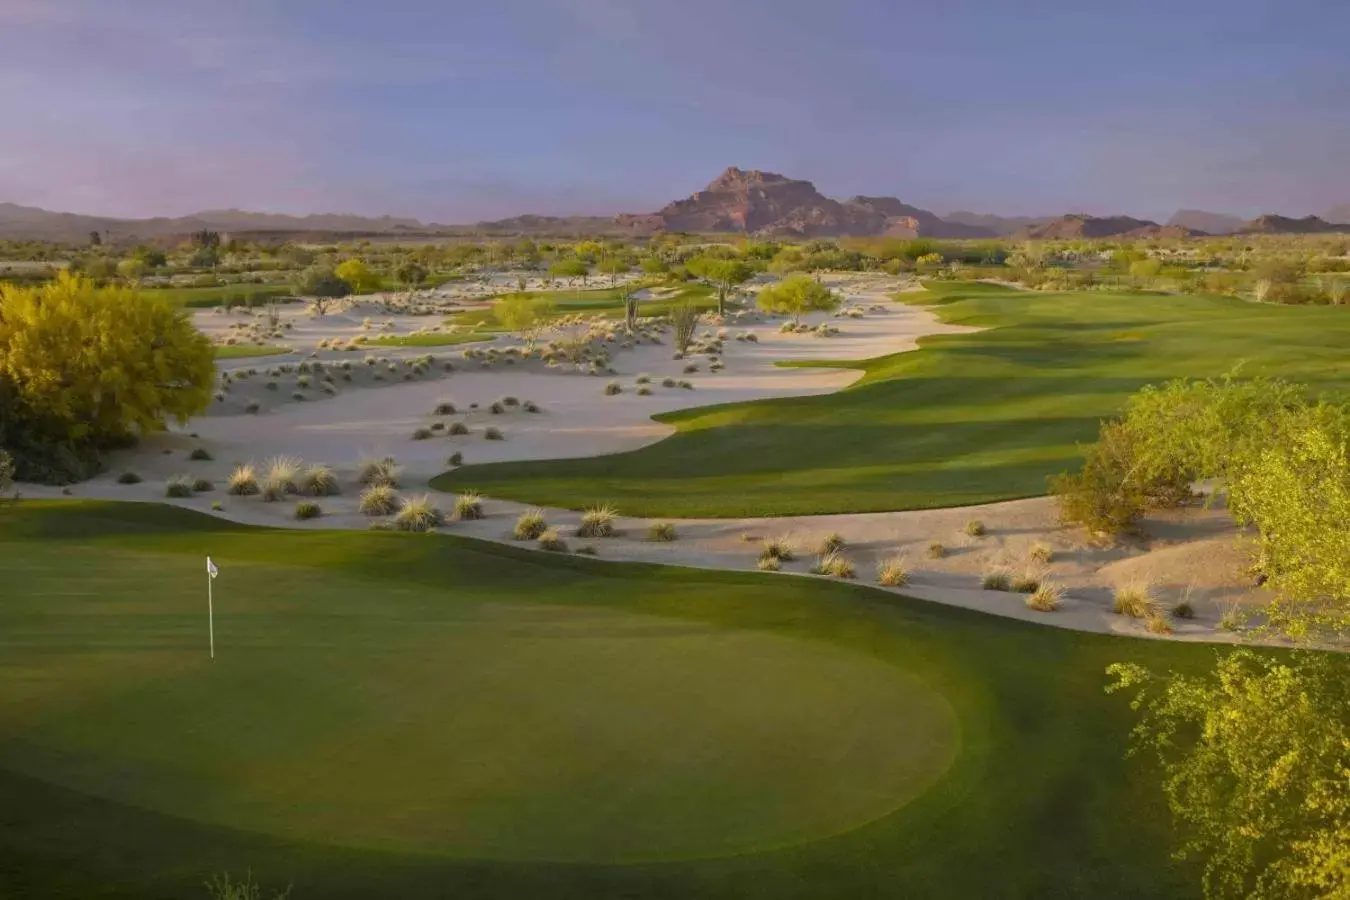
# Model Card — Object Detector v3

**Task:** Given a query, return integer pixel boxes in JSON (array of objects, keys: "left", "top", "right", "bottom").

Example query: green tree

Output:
[
  {"left": 755, "top": 274, "right": 840, "bottom": 323},
  {"left": 597, "top": 255, "right": 631, "bottom": 288},
  {"left": 334, "top": 258, "right": 382, "bottom": 294},
  {"left": 688, "top": 256, "right": 754, "bottom": 315},
  {"left": 0, "top": 448, "right": 13, "bottom": 497},
  {"left": 396, "top": 261, "right": 428, "bottom": 288},
  {"left": 548, "top": 257, "right": 589, "bottom": 287},
  {"left": 493, "top": 294, "right": 554, "bottom": 350},
  {"left": 116, "top": 257, "right": 149, "bottom": 283},
  {"left": 292, "top": 266, "right": 352, "bottom": 315}
]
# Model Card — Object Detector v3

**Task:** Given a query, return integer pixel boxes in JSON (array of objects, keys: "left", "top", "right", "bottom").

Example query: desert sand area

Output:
[{"left": 19, "top": 273, "right": 1278, "bottom": 645}]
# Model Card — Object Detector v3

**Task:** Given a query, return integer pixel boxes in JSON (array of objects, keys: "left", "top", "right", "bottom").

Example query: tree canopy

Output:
[
  {"left": 754, "top": 274, "right": 839, "bottom": 322},
  {"left": 333, "top": 258, "right": 381, "bottom": 294}
]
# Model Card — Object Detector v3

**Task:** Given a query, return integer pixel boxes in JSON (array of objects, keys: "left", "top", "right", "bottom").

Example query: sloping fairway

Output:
[
  {"left": 0, "top": 501, "right": 1209, "bottom": 898},
  {"left": 433, "top": 282, "right": 1350, "bottom": 515}
]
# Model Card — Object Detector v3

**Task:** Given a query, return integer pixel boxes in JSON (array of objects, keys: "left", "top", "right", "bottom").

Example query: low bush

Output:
[
  {"left": 964, "top": 519, "right": 986, "bottom": 537},
  {"left": 819, "top": 532, "right": 845, "bottom": 554},
  {"left": 1113, "top": 581, "right": 1153, "bottom": 618},
  {"left": 811, "top": 550, "right": 856, "bottom": 579},
  {"left": 577, "top": 505, "right": 618, "bottom": 538},
  {"left": 358, "top": 484, "right": 402, "bottom": 516},
  {"left": 1026, "top": 583, "right": 1063, "bottom": 611},
  {"left": 760, "top": 537, "right": 795, "bottom": 562},
  {"left": 522, "top": 400, "right": 540, "bottom": 413},
  {"left": 433, "top": 401, "right": 456, "bottom": 416},
  {"left": 294, "top": 501, "right": 322, "bottom": 520},
  {"left": 116, "top": 471, "right": 142, "bottom": 485},
  {"left": 489, "top": 401, "right": 505, "bottom": 414},
  {"left": 981, "top": 569, "right": 1011, "bottom": 591},
  {"left": 411, "top": 427, "right": 433, "bottom": 441},
  {"left": 357, "top": 456, "right": 400, "bottom": 487},
  {"left": 604, "top": 381, "right": 622, "bottom": 396},
  {"left": 484, "top": 426, "right": 504, "bottom": 440},
  {"left": 300, "top": 464, "right": 339, "bottom": 496},
  {"left": 189, "top": 448, "right": 213, "bottom": 461},
  {"left": 647, "top": 521, "right": 677, "bottom": 542},
  {"left": 757, "top": 555, "right": 781, "bottom": 572},
  {"left": 876, "top": 556, "right": 910, "bottom": 587},
  {"left": 165, "top": 475, "right": 194, "bottom": 498},
  {"left": 395, "top": 494, "right": 445, "bottom": 532},
  {"left": 447, "top": 451, "right": 463, "bottom": 467},
  {"left": 191, "top": 477, "right": 214, "bottom": 493},
  {"left": 264, "top": 455, "right": 301, "bottom": 496},
  {"left": 513, "top": 509, "right": 548, "bottom": 540},
  {"left": 1011, "top": 570, "right": 1042, "bottom": 593},
  {"left": 1029, "top": 541, "right": 1054, "bottom": 564},
  {"left": 453, "top": 491, "right": 484, "bottom": 520},
  {"left": 538, "top": 528, "right": 568, "bottom": 552},
  {"left": 1144, "top": 610, "right": 1174, "bottom": 635},
  {"left": 1172, "top": 600, "right": 1196, "bottom": 620},
  {"left": 227, "top": 464, "right": 259, "bottom": 496},
  {"left": 927, "top": 541, "right": 946, "bottom": 559},
  {"left": 448, "top": 421, "right": 470, "bottom": 436}
]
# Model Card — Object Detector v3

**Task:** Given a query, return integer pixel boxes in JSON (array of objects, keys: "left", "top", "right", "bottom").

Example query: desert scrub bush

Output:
[
  {"left": 760, "top": 537, "right": 796, "bottom": 563},
  {"left": 636, "top": 386, "right": 652, "bottom": 396},
  {"left": 756, "top": 555, "right": 781, "bottom": 572},
  {"left": 1026, "top": 583, "right": 1063, "bottom": 612},
  {"left": 263, "top": 455, "right": 301, "bottom": 496},
  {"left": 265, "top": 381, "right": 279, "bottom": 391},
  {"left": 819, "top": 532, "right": 846, "bottom": 554},
  {"left": 1172, "top": 599, "right": 1196, "bottom": 620},
  {"left": 430, "top": 422, "right": 445, "bottom": 432},
  {"left": 358, "top": 484, "right": 402, "bottom": 516},
  {"left": 876, "top": 556, "right": 910, "bottom": 587},
  {"left": 453, "top": 491, "right": 484, "bottom": 520},
  {"left": 489, "top": 401, "right": 505, "bottom": 414},
  {"left": 577, "top": 505, "right": 618, "bottom": 538},
  {"left": 294, "top": 500, "right": 322, "bottom": 520},
  {"left": 447, "top": 451, "right": 463, "bottom": 467},
  {"left": 662, "top": 377, "right": 676, "bottom": 388},
  {"left": 537, "top": 528, "right": 568, "bottom": 552},
  {"left": 227, "top": 464, "right": 260, "bottom": 496},
  {"left": 165, "top": 475, "right": 194, "bottom": 498},
  {"left": 291, "top": 392, "right": 305, "bottom": 402},
  {"left": 1144, "top": 609, "right": 1174, "bottom": 635},
  {"left": 635, "top": 374, "right": 651, "bottom": 385},
  {"left": 1113, "top": 580, "right": 1153, "bottom": 618},
  {"left": 603, "top": 381, "right": 622, "bottom": 396},
  {"left": 300, "top": 464, "right": 339, "bottom": 496},
  {"left": 116, "top": 471, "right": 142, "bottom": 485},
  {"left": 433, "top": 401, "right": 456, "bottom": 416},
  {"left": 927, "top": 541, "right": 946, "bottom": 559},
  {"left": 448, "top": 421, "right": 470, "bottom": 436},
  {"left": 396, "top": 495, "right": 445, "bottom": 532},
  {"left": 357, "top": 457, "right": 400, "bottom": 487},
  {"left": 683, "top": 363, "right": 699, "bottom": 374},
  {"left": 964, "top": 519, "right": 986, "bottom": 537},
  {"left": 1011, "top": 570, "right": 1042, "bottom": 593},
  {"left": 981, "top": 569, "right": 1012, "bottom": 591},
  {"left": 647, "top": 521, "right": 678, "bottom": 542},
  {"left": 245, "top": 401, "right": 261, "bottom": 414},
  {"left": 522, "top": 400, "right": 540, "bottom": 413},
  {"left": 1029, "top": 541, "right": 1054, "bottom": 564},
  {"left": 678, "top": 380, "right": 694, "bottom": 390},
  {"left": 189, "top": 447, "right": 213, "bottom": 461},
  {"left": 513, "top": 509, "right": 548, "bottom": 541},
  {"left": 811, "top": 550, "right": 856, "bottom": 579},
  {"left": 411, "top": 427, "right": 433, "bottom": 441},
  {"left": 484, "top": 426, "right": 504, "bottom": 440},
  {"left": 211, "top": 501, "right": 223, "bottom": 511},
  {"left": 501, "top": 396, "right": 519, "bottom": 407},
  {"left": 191, "top": 477, "right": 214, "bottom": 493}
]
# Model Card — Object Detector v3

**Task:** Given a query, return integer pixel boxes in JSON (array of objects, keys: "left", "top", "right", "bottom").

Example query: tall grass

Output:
[
  {"left": 876, "top": 555, "right": 910, "bottom": 587},
  {"left": 395, "top": 495, "right": 445, "bottom": 532},
  {"left": 453, "top": 491, "right": 484, "bottom": 520},
  {"left": 577, "top": 505, "right": 617, "bottom": 538},
  {"left": 358, "top": 484, "right": 402, "bottom": 516},
  {"left": 300, "top": 464, "right": 340, "bottom": 496},
  {"left": 227, "top": 464, "right": 260, "bottom": 496},
  {"left": 513, "top": 509, "right": 548, "bottom": 540}
]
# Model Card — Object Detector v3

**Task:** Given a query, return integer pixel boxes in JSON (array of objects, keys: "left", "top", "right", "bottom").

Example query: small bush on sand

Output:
[
  {"left": 359, "top": 484, "right": 402, "bottom": 516},
  {"left": 636, "top": 386, "right": 652, "bottom": 396},
  {"left": 357, "top": 457, "right": 400, "bottom": 488},
  {"left": 489, "top": 401, "right": 505, "bottom": 414},
  {"left": 523, "top": 400, "right": 540, "bottom": 413},
  {"left": 647, "top": 521, "right": 677, "bottom": 542},
  {"left": 447, "top": 452, "right": 463, "bottom": 467},
  {"left": 1144, "top": 610, "right": 1174, "bottom": 635},
  {"left": 538, "top": 528, "right": 568, "bottom": 552},
  {"left": 245, "top": 401, "right": 261, "bottom": 414},
  {"left": 165, "top": 475, "right": 194, "bottom": 498},
  {"left": 635, "top": 374, "right": 651, "bottom": 385},
  {"left": 1113, "top": 581, "right": 1153, "bottom": 618},
  {"left": 189, "top": 448, "right": 213, "bottom": 461},
  {"left": 604, "top": 381, "right": 622, "bottom": 396},
  {"left": 1011, "top": 570, "right": 1042, "bottom": 593},
  {"left": 484, "top": 426, "right": 504, "bottom": 440},
  {"left": 453, "top": 491, "right": 484, "bottom": 521},
  {"left": 760, "top": 537, "right": 795, "bottom": 562},
  {"left": 192, "top": 477, "right": 214, "bottom": 493},
  {"left": 211, "top": 501, "right": 223, "bottom": 511},
  {"left": 396, "top": 495, "right": 445, "bottom": 532},
  {"left": 117, "top": 471, "right": 142, "bottom": 485},
  {"left": 294, "top": 501, "right": 322, "bottom": 520},
  {"left": 927, "top": 541, "right": 946, "bottom": 559},
  {"left": 683, "top": 363, "right": 699, "bottom": 374},
  {"left": 227, "top": 464, "right": 260, "bottom": 496},
  {"left": 577, "top": 505, "right": 618, "bottom": 538},
  {"left": 876, "top": 556, "right": 910, "bottom": 587},
  {"left": 411, "top": 427, "right": 433, "bottom": 441},
  {"left": 264, "top": 455, "right": 301, "bottom": 496},
  {"left": 678, "top": 380, "right": 694, "bottom": 390},
  {"left": 1172, "top": 599, "right": 1196, "bottom": 620},
  {"left": 981, "top": 569, "right": 1012, "bottom": 591},
  {"left": 300, "top": 464, "right": 339, "bottom": 496},
  {"left": 662, "top": 377, "right": 676, "bottom": 388},
  {"left": 448, "top": 421, "right": 470, "bottom": 436},
  {"left": 433, "top": 401, "right": 456, "bottom": 416},
  {"left": 819, "top": 532, "right": 845, "bottom": 554},
  {"left": 502, "top": 396, "right": 519, "bottom": 407},
  {"left": 811, "top": 550, "right": 856, "bottom": 579},
  {"left": 964, "top": 519, "right": 986, "bottom": 537},
  {"left": 757, "top": 555, "right": 781, "bottom": 572},
  {"left": 514, "top": 509, "right": 548, "bottom": 540},
  {"left": 1029, "top": 541, "right": 1054, "bottom": 564},
  {"left": 1026, "top": 583, "right": 1063, "bottom": 612}
]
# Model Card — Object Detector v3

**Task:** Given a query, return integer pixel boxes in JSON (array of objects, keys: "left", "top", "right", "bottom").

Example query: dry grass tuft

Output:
[
  {"left": 1112, "top": 580, "right": 1153, "bottom": 618},
  {"left": 759, "top": 537, "right": 795, "bottom": 563},
  {"left": 357, "top": 457, "right": 401, "bottom": 488},
  {"left": 981, "top": 569, "right": 1012, "bottom": 591},
  {"left": 395, "top": 494, "right": 445, "bottom": 532},
  {"left": 876, "top": 556, "right": 910, "bottom": 587},
  {"left": 964, "top": 519, "right": 986, "bottom": 537},
  {"left": 647, "top": 521, "right": 678, "bottom": 542},
  {"left": 165, "top": 475, "right": 194, "bottom": 498},
  {"left": 811, "top": 550, "right": 856, "bottom": 579},
  {"left": 227, "top": 464, "right": 260, "bottom": 496},
  {"left": 927, "top": 541, "right": 946, "bottom": 559},
  {"left": 453, "top": 491, "right": 484, "bottom": 521},
  {"left": 358, "top": 484, "right": 402, "bottom": 516},
  {"left": 513, "top": 509, "right": 548, "bottom": 541},
  {"left": 1026, "top": 583, "right": 1063, "bottom": 612},
  {"left": 577, "top": 505, "right": 618, "bottom": 538},
  {"left": 300, "top": 464, "right": 340, "bottom": 496},
  {"left": 537, "top": 528, "right": 568, "bottom": 552}
]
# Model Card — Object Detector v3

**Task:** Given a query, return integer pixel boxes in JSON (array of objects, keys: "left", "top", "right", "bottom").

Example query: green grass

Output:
[
  {"left": 364, "top": 332, "right": 494, "bottom": 348},
  {"left": 213, "top": 344, "right": 292, "bottom": 359},
  {"left": 0, "top": 499, "right": 1209, "bottom": 898},
  {"left": 146, "top": 283, "right": 296, "bottom": 309},
  {"left": 443, "top": 282, "right": 715, "bottom": 332},
  {"left": 434, "top": 281, "right": 1350, "bottom": 516}
]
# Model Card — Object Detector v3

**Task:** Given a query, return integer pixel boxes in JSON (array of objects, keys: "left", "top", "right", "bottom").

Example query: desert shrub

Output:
[
  {"left": 647, "top": 521, "right": 677, "bottom": 542},
  {"left": 245, "top": 401, "right": 261, "bottom": 414},
  {"left": 265, "top": 381, "right": 279, "bottom": 391},
  {"left": 227, "top": 464, "right": 260, "bottom": 496},
  {"left": 411, "top": 427, "right": 433, "bottom": 441},
  {"left": 637, "top": 386, "right": 652, "bottom": 396},
  {"left": 453, "top": 491, "right": 484, "bottom": 520},
  {"left": 294, "top": 501, "right": 322, "bottom": 520},
  {"left": 357, "top": 456, "right": 400, "bottom": 487},
  {"left": 811, "top": 550, "right": 856, "bottom": 579},
  {"left": 1011, "top": 570, "right": 1042, "bottom": 593},
  {"left": 358, "top": 484, "right": 402, "bottom": 516},
  {"left": 189, "top": 448, "right": 213, "bottom": 461},
  {"left": 191, "top": 477, "right": 214, "bottom": 493},
  {"left": 682, "top": 364, "right": 698, "bottom": 374},
  {"left": 964, "top": 519, "right": 986, "bottom": 537},
  {"left": 300, "top": 464, "right": 339, "bottom": 496},
  {"left": 662, "top": 378, "right": 676, "bottom": 388},
  {"left": 1030, "top": 541, "right": 1054, "bottom": 564},
  {"left": 447, "top": 451, "right": 463, "bottom": 466},
  {"left": 165, "top": 475, "right": 194, "bottom": 498},
  {"left": 395, "top": 494, "right": 445, "bottom": 532},
  {"left": 927, "top": 541, "right": 946, "bottom": 559},
  {"left": 264, "top": 455, "right": 301, "bottom": 495},
  {"left": 876, "top": 556, "right": 910, "bottom": 587},
  {"left": 757, "top": 555, "right": 781, "bottom": 572},
  {"left": 484, "top": 426, "right": 504, "bottom": 440},
  {"left": 448, "top": 421, "right": 470, "bottom": 436},
  {"left": 678, "top": 380, "right": 694, "bottom": 390},
  {"left": 513, "top": 509, "right": 548, "bottom": 541},
  {"left": 760, "top": 537, "right": 795, "bottom": 562},
  {"left": 981, "top": 569, "right": 1011, "bottom": 591},
  {"left": 1144, "top": 610, "right": 1174, "bottom": 635},
  {"left": 489, "top": 401, "right": 505, "bottom": 414},
  {"left": 430, "top": 422, "right": 445, "bottom": 432},
  {"left": 819, "top": 532, "right": 845, "bottom": 554},
  {"left": 1113, "top": 581, "right": 1153, "bottom": 618},
  {"left": 1026, "top": 583, "right": 1063, "bottom": 612},
  {"left": 433, "top": 401, "right": 456, "bottom": 416},
  {"left": 291, "top": 392, "right": 305, "bottom": 402},
  {"left": 1172, "top": 600, "right": 1196, "bottom": 620},
  {"left": 635, "top": 374, "right": 651, "bottom": 385},
  {"left": 211, "top": 501, "right": 223, "bottom": 511},
  {"left": 577, "top": 505, "right": 617, "bottom": 538},
  {"left": 523, "top": 400, "right": 540, "bottom": 413},
  {"left": 537, "top": 528, "right": 568, "bottom": 552},
  {"left": 604, "top": 381, "right": 622, "bottom": 396},
  {"left": 502, "top": 396, "right": 519, "bottom": 407},
  {"left": 116, "top": 471, "right": 142, "bottom": 485}
]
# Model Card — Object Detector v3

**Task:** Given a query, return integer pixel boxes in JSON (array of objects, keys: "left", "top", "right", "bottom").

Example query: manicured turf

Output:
[
  {"left": 148, "top": 283, "right": 296, "bottom": 308},
  {"left": 443, "top": 282, "right": 715, "bottom": 331},
  {"left": 213, "top": 344, "right": 292, "bottom": 359},
  {"left": 364, "top": 332, "right": 494, "bottom": 348},
  {"left": 0, "top": 500, "right": 1209, "bottom": 899},
  {"left": 434, "top": 281, "right": 1350, "bottom": 516}
]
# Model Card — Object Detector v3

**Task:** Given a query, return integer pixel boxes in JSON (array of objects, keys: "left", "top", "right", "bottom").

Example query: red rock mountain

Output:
[
  {"left": 1239, "top": 214, "right": 1350, "bottom": 235},
  {"left": 1017, "top": 214, "right": 1205, "bottom": 240}
]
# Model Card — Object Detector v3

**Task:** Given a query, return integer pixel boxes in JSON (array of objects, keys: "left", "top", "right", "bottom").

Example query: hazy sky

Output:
[{"left": 2, "top": 0, "right": 1347, "bottom": 222}]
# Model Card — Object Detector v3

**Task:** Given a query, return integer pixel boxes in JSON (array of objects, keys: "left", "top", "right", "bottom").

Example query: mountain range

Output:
[{"left": 2, "top": 169, "right": 1348, "bottom": 242}]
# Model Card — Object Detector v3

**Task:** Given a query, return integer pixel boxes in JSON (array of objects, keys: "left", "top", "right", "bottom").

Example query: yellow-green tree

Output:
[
  {"left": 0, "top": 273, "right": 214, "bottom": 465},
  {"left": 755, "top": 273, "right": 839, "bottom": 323},
  {"left": 334, "top": 258, "right": 382, "bottom": 293},
  {"left": 492, "top": 294, "right": 554, "bottom": 349}
]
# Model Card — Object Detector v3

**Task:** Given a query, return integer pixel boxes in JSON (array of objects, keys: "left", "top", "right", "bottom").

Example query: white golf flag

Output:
[{"left": 206, "top": 557, "right": 219, "bottom": 579}]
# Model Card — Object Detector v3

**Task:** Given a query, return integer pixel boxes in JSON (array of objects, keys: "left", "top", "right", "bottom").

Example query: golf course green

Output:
[
  {"left": 0, "top": 500, "right": 1210, "bottom": 898},
  {"left": 433, "top": 282, "right": 1350, "bottom": 516}
]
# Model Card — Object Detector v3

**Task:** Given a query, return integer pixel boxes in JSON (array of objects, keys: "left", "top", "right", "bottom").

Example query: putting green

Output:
[{"left": 0, "top": 543, "right": 957, "bottom": 863}]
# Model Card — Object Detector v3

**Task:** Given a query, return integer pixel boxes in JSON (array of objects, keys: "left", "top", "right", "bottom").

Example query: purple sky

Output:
[{"left": 2, "top": 0, "right": 1347, "bottom": 223}]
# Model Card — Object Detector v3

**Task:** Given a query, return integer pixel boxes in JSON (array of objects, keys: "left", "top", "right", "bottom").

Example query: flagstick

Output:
[{"left": 207, "top": 568, "right": 215, "bottom": 661}]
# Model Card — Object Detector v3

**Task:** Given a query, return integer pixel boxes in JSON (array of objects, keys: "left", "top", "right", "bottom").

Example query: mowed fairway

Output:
[
  {"left": 434, "top": 282, "right": 1350, "bottom": 515},
  {"left": 0, "top": 502, "right": 1208, "bottom": 899}
]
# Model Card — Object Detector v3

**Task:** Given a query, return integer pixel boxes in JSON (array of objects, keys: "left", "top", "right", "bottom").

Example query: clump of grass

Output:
[
  {"left": 1172, "top": 600, "right": 1196, "bottom": 620},
  {"left": 635, "top": 374, "right": 651, "bottom": 385},
  {"left": 1011, "top": 569, "right": 1042, "bottom": 593},
  {"left": 927, "top": 541, "right": 946, "bottom": 559},
  {"left": 513, "top": 509, "right": 548, "bottom": 541},
  {"left": 819, "top": 532, "right": 846, "bottom": 554},
  {"left": 964, "top": 519, "right": 986, "bottom": 537},
  {"left": 502, "top": 396, "right": 519, "bottom": 407},
  {"left": 1220, "top": 602, "right": 1245, "bottom": 632},
  {"left": 357, "top": 456, "right": 400, "bottom": 488},
  {"left": 538, "top": 528, "right": 568, "bottom": 552},
  {"left": 811, "top": 550, "right": 856, "bottom": 579},
  {"left": 211, "top": 501, "right": 223, "bottom": 511},
  {"left": 760, "top": 537, "right": 795, "bottom": 563},
  {"left": 577, "top": 505, "right": 618, "bottom": 538},
  {"left": 192, "top": 477, "right": 214, "bottom": 493},
  {"left": 636, "top": 386, "right": 652, "bottom": 396},
  {"left": 116, "top": 471, "right": 142, "bottom": 485},
  {"left": 165, "top": 475, "right": 194, "bottom": 498},
  {"left": 647, "top": 521, "right": 677, "bottom": 542},
  {"left": 263, "top": 455, "right": 301, "bottom": 496},
  {"left": 358, "top": 484, "right": 402, "bottom": 516},
  {"left": 603, "top": 381, "right": 622, "bottom": 396},
  {"left": 683, "top": 363, "right": 699, "bottom": 374},
  {"left": 294, "top": 501, "right": 322, "bottom": 520},
  {"left": 447, "top": 451, "right": 463, "bottom": 467},
  {"left": 662, "top": 377, "right": 677, "bottom": 388},
  {"left": 522, "top": 400, "right": 540, "bottom": 413},
  {"left": 1113, "top": 580, "right": 1153, "bottom": 618},
  {"left": 1144, "top": 610, "right": 1174, "bottom": 635},
  {"left": 1029, "top": 541, "right": 1054, "bottom": 564},
  {"left": 227, "top": 464, "right": 260, "bottom": 496},
  {"left": 189, "top": 448, "right": 213, "bottom": 461},
  {"left": 1026, "top": 583, "right": 1063, "bottom": 612},
  {"left": 300, "top": 464, "right": 339, "bottom": 496},
  {"left": 453, "top": 491, "right": 484, "bottom": 521},
  {"left": 484, "top": 426, "right": 504, "bottom": 440},
  {"left": 448, "top": 421, "right": 470, "bottom": 436},
  {"left": 245, "top": 401, "right": 261, "bottom": 414},
  {"left": 678, "top": 380, "right": 694, "bottom": 390},
  {"left": 411, "top": 427, "right": 433, "bottom": 441},
  {"left": 981, "top": 569, "right": 1012, "bottom": 591},
  {"left": 489, "top": 401, "right": 505, "bottom": 414},
  {"left": 876, "top": 556, "right": 910, "bottom": 587},
  {"left": 433, "top": 401, "right": 456, "bottom": 416},
  {"left": 395, "top": 495, "right": 445, "bottom": 532},
  {"left": 757, "top": 556, "right": 781, "bottom": 572}
]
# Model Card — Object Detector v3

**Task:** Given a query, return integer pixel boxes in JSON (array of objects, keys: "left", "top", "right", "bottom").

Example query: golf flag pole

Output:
[{"left": 206, "top": 556, "right": 219, "bottom": 660}]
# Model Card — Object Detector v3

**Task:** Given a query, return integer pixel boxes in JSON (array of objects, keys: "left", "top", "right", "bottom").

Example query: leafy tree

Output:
[
  {"left": 597, "top": 255, "right": 631, "bottom": 288},
  {"left": 0, "top": 273, "right": 214, "bottom": 481},
  {"left": 292, "top": 266, "right": 352, "bottom": 315},
  {"left": 688, "top": 256, "right": 754, "bottom": 315},
  {"left": 754, "top": 274, "right": 840, "bottom": 323},
  {"left": 88, "top": 230, "right": 101, "bottom": 247},
  {"left": 333, "top": 258, "right": 381, "bottom": 294},
  {"left": 116, "top": 258, "right": 149, "bottom": 282},
  {"left": 396, "top": 261, "right": 428, "bottom": 288},
  {"left": 493, "top": 294, "right": 554, "bottom": 350},
  {"left": 1108, "top": 651, "right": 1350, "bottom": 900},
  {"left": 548, "top": 257, "right": 589, "bottom": 287}
]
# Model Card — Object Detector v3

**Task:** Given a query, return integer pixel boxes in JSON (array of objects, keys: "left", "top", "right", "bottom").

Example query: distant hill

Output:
[
  {"left": 1239, "top": 214, "right": 1350, "bottom": 235},
  {"left": 1167, "top": 209, "right": 1245, "bottom": 235},
  {"left": 843, "top": 197, "right": 995, "bottom": 238},
  {"left": 942, "top": 211, "right": 1055, "bottom": 237},
  {"left": 1323, "top": 204, "right": 1350, "bottom": 225},
  {"left": 1016, "top": 214, "right": 1204, "bottom": 240}
]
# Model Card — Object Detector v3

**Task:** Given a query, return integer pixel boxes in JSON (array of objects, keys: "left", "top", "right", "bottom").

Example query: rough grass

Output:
[
  {"left": 513, "top": 509, "right": 548, "bottom": 541},
  {"left": 981, "top": 569, "right": 1011, "bottom": 592},
  {"left": 1113, "top": 581, "right": 1153, "bottom": 618},
  {"left": 300, "top": 464, "right": 340, "bottom": 497},
  {"left": 537, "top": 527, "right": 568, "bottom": 552},
  {"left": 294, "top": 500, "right": 322, "bottom": 520},
  {"left": 876, "top": 556, "right": 910, "bottom": 587},
  {"left": 435, "top": 282, "right": 1350, "bottom": 516},
  {"left": 1026, "top": 582, "right": 1064, "bottom": 612},
  {"left": 164, "top": 475, "right": 194, "bottom": 498},
  {"left": 358, "top": 484, "right": 402, "bottom": 517},
  {"left": 453, "top": 491, "right": 484, "bottom": 521},
  {"left": 810, "top": 550, "right": 856, "bottom": 579},
  {"left": 227, "top": 464, "right": 259, "bottom": 496},
  {"left": 358, "top": 457, "right": 401, "bottom": 488},
  {"left": 576, "top": 505, "right": 618, "bottom": 538},
  {"left": 395, "top": 495, "right": 445, "bottom": 532},
  {"left": 647, "top": 521, "right": 677, "bottom": 542}
]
